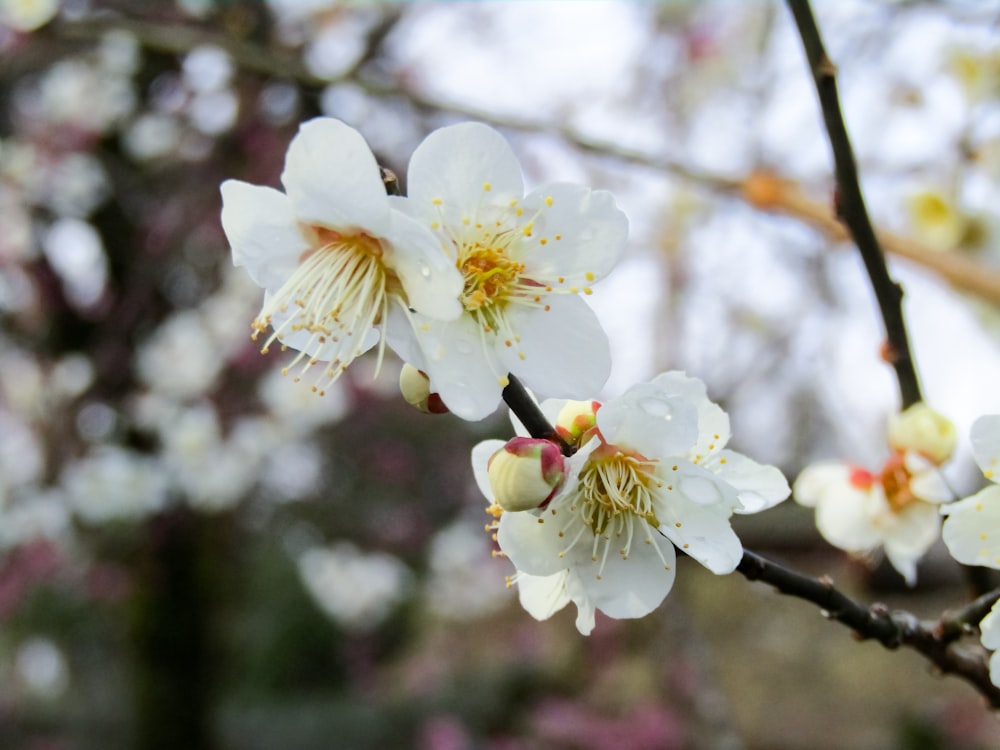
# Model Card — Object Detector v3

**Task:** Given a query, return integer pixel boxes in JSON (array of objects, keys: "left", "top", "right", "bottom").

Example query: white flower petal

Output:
[
  {"left": 707, "top": 450, "right": 791, "bottom": 514},
  {"left": 972, "top": 415, "right": 1000, "bottom": 483},
  {"left": 516, "top": 571, "right": 572, "bottom": 624},
  {"left": 596, "top": 382, "right": 700, "bottom": 459},
  {"left": 497, "top": 507, "right": 576, "bottom": 577},
  {"left": 650, "top": 371, "right": 731, "bottom": 460},
  {"left": 883, "top": 501, "right": 940, "bottom": 585},
  {"left": 281, "top": 118, "right": 390, "bottom": 235},
  {"left": 655, "top": 480, "right": 743, "bottom": 574},
  {"left": 793, "top": 463, "right": 854, "bottom": 508},
  {"left": 813, "top": 480, "right": 884, "bottom": 553},
  {"left": 471, "top": 439, "right": 505, "bottom": 502},
  {"left": 980, "top": 600, "right": 1000, "bottom": 652},
  {"left": 220, "top": 180, "right": 309, "bottom": 291},
  {"left": 386, "top": 308, "right": 504, "bottom": 421},
  {"left": 942, "top": 486, "right": 1000, "bottom": 569},
  {"left": 381, "top": 207, "right": 463, "bottom": 321},
  {"left": 519, "top": 183, "right": 628, "bottom": 282},
  {"left": 572, "top": 531, "right": 677, "bottom": 620},
  {"left": 498, "top": 296, "right": 611, "bottom": 400},
  {"left": 407, "top": 122, "right": 524, "bottom": 218},
  {"left": 907, "top": 463, "right": 953, "bottom": 504}
]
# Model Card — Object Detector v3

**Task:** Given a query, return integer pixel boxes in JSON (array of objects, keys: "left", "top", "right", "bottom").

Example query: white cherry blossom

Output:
[
  {"left": 387, "top": 122, "right": 628, "bottom": 421},
  {"left": 473, "top": 371, "right": 789, "bottom": 634},
  {"left": 942, "top": 415, "right": 1000, "bottom": 569},
  {"left": 221, "top": 117, "right": 463, "bottom": 395},
  {"left": 941, "top": 415, "right": 1000, "bottom": 688},
  {"left": 795, "top": 403, "right": 957, "bottom": 585}
]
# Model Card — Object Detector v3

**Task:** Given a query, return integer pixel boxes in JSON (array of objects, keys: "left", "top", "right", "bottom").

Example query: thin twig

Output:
[
  {"left": 503, "top": 383, "right": 1000, "bottom": 705},
  {"left": 738, "top": 549, "right": 1000, "bottom": 707},
  {"left": 785, "top": 0, "right": 923, "bottom": 410}
]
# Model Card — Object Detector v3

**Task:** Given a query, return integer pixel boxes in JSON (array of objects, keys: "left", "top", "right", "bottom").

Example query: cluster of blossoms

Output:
[
  {"left": 221, "top": 117, "right": 626, "bottom": 421},
  {"left": 222, "top": 117, "right": 792, "bottom": 633},
  {"left": 472, "top": 372, "right": 790, "bottom": 634},
  {"left": 793, "top": 403, "right": 956, "bottom": 585}
]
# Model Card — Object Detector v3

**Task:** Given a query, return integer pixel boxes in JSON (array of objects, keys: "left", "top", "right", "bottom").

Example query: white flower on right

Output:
[
  {"left": 941, "top": 415, "right": 1000, "bottom": 688},
  {"left": 221, "top": 117, "right": 463, "bottom": 395},
  {"left": 473, "top": 371, "right": 790, "bottom": 635},
  {"left": 942, "top": 415, "right": 1000, "bottom": 568},
  {"left": 387, "top": 123, "right": 628, "bottom": 420},
  {"left": 794, "top": 403, "right": 956, "bottom": 585}
]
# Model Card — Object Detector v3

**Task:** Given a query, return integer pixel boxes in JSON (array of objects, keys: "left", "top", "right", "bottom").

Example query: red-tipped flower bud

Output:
[
  {"left": 399, "top": 363, "right": 448, "bottom": 414},
  {"left": 488, "top": 437, "right": 567, "bottom": 512}
]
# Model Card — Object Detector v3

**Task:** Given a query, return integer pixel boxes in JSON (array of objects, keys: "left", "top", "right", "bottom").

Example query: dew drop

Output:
[
  {"left": 639, "top": 396, "right": 673, "bottom": 420},
  {"left": 677, "top": 474, "right": 724, "bottom": 505},
  {"left": 418, "top": 261, "right": 432, "bottom": 279}
]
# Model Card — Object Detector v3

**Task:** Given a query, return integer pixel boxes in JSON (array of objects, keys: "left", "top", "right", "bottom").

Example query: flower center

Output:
[
  {"left": 880, "top": 453, "right": 916, "bottom": 513},
  {"left": 577, "top": 453, "right": 661, "bottom": 536},
  {"left": 459, "top": 245, "right": 524, "bottom": 314},
  {"left": 252, "top": 229, "right": 391, "bottom": 395}
]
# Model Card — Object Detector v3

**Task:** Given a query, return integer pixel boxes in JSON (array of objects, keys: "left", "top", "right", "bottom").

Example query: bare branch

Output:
[{"left": 785, "top": 0, "right": 923, "bottom": 410}]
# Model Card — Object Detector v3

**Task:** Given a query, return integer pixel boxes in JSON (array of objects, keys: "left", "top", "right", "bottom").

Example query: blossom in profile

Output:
[
  {"left": 221, "top": 117, "right": 462, "bottom": 394},
  {"left": 941, "top": 415, "right": 1000, "bottom": 687},
  {"left": 794, "top": 403, "right": 956, "bottom": 585},
  {"left": 387, "top": 122, "right": 628, "bottom": 420},
  {"left": 473, "top": 371, "right": 790, "bottom": 634},
  {"left": 942, "top": 415, "right": 1000, "bottom": 569}
]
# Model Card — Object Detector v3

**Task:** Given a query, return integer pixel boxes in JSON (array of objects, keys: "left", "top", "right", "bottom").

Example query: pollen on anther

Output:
[
  {"left": 720, "top": 458, "right": 727, "bottom": 464},
  {"left": 505, "top": 339, "right": 512, "bottom": 347},
  {"left": 281, "top": 367, "right": 289, "bottom": 376},
  {"left": 555, "top": 234, "right": 562, "bottom": 240},
  {"left": 545, "top": 196, "right": 553, "bottom": 206},
  {"left": 483, "top": 182, "right": 492, "bottom": 191},
  {"left": 569, "top": 286, "right": 579, "bottom": 293},
  {"left": 515, "top": 208, "right": 524, "bottom": 217},
  {"left": 675, "top": 522, "right": 682, "bottom": 528},
  {"left": 432, "top": 198, "right": 442, "bottom": 206},
  {"left": 683, "top": 543, "right": 690, "bottom": 549},
  {"left": 461, "top": 216, "right": 471, "bottom": 225},
  {"left": 518, "top": 352, "right": 526, "bottom": 361},
  {"left": 537, "top": 518, "right": 544, "bottom": 524},
  {"left": 431, "top": 221, "right": 440, "bottom": 229},
  {"left": 585, "top": 272, "right": 595, "bottom": 282},
  {"left": 540, "top": 238, "right": 548, "bottom": 245},
  {"left": 558, "top": 277, "right": 565, "bottom": 284}
]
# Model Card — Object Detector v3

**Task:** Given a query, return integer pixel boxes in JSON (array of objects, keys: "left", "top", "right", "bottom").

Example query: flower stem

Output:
[{"left": 500, "top": 374, "right": 573, "bottom": 455}]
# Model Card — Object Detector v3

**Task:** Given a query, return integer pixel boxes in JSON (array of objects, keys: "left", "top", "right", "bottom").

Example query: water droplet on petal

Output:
[
  {"left": 678, "top": 474, "right": 723, "bottom": 506},
  {"left": 418, "top": 261, "right": 432, "bottom": 279},
  {"left": 639, "top": 396, "right": 673, "bottom": 420}
]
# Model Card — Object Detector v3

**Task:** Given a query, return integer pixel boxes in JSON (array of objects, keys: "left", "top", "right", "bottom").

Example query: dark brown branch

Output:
[
  {"left": 501, "top": 374, "right": 573, "bottom": 456},
  {"left": 738, "top": 549, "right": 1000, "bottom": 707},
  {"left": 502, "top": 376, "right": 1000, "bottom": 706},
  {"left": 785, "top": 0, "right": 923, "bottom": 410}
]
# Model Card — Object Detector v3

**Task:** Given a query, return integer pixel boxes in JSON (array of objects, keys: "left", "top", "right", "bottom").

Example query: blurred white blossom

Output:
[
  {"left": 62, "top": 447, "right": 169, "bottom": 524},
  {"left": 136, "top": 310, "right": 224, "bottom": 400},
  {"left": 298, "top": 542, "right": 411, "bottom": 632},
  {"left": 424, "top": 520, "right": 508, "bottom": 621}
]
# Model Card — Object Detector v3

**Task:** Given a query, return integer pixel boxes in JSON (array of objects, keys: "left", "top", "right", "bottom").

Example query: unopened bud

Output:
[
  {"left": 399, "top": 364, "right": 448, "bottom": 414},
  {"left": 887, "top": 402, "right": 957, "bottom": 466},
  {"left": 555, "top": 400, "right": 600, "bottom": 446},
  {"left": 488, "top": 437, "right": 567, "bottom": 512}
]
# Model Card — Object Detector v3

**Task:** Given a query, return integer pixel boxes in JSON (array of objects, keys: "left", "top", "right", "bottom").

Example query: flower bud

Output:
[
  {"left": 555, "top": 400, "right": 600, "bottom": 446},
  {"left": 399, "top": 364, "right": 448, "bottom": 414},
  {"left": 887, "top": 402, "right": 957, "bottom": 466},
  {"left": 488, "top": 437, "right": 567, "bottom": 512}
]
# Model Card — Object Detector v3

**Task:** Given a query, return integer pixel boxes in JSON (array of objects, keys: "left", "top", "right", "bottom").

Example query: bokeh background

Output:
[{"left": 3, "top": 1, "right": 1000, "bottom": 748}]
